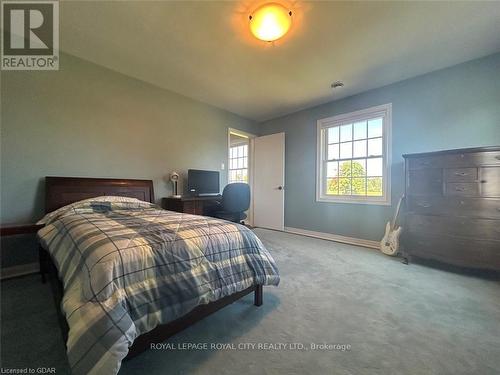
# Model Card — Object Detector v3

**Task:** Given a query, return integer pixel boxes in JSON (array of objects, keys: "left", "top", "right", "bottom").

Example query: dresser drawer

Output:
[
  {"left": 404, "top": 233, "right": 500, "bottom": 270},
  {"left": 408, "top": 169, "right": 442, "bottom": 195},
  {"left": 444, "top": 168, "right": 477, "bottom": 182},
  {"left": 407, "top": 196, "right": 500, "bottom": 219},
  {"left": 480, "top": 167, "right": 500, "bottom": 197},
  {"left": 445, "top": 182, "right": 479, "bottom": 197},
  {"left": 444, "top": 151, "right": 500, "bottom": 167},
  {"left": 408, "top": 156, "right": 442, "bottom": 170},
  {"left": 408, "top": 151, "right": 500, "bottom": 170},
  {"left": 406, "top": 214, "right": 500, "bottom": 240}
]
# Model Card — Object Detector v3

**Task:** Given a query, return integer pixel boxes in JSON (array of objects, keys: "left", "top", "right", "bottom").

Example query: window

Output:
[
  {"left": 229, "top": 144, "right": 249, "bottom": 183},
  {"left": 316, "top": 104, "right": 391, "bottom": 205}
]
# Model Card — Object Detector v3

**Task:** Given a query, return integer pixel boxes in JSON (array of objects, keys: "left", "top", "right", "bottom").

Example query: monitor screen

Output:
[{"left": 187, "top": 169, "right": 220, "bottom": 196}]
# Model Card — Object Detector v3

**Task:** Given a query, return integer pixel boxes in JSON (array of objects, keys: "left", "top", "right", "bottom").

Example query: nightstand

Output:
[{"left": 0, "top": 223, "right": 46, "bottom": 282}]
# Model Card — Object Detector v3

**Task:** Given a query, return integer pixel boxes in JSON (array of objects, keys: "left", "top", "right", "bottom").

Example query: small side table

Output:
[{"left": 0, "top": 223, "right": 45, "bottom": 282}]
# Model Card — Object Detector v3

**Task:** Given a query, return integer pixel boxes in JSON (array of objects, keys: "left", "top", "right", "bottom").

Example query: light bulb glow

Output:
[{"left": 249, "top": 3, "right": 292, "bottom": 42}]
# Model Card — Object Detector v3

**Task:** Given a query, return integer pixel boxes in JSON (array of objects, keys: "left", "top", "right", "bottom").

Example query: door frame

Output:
[{"left": 227, "top": 128, "right": 257, "bottom": 226}]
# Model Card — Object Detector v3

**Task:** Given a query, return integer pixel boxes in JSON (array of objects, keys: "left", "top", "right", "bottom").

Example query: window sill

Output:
[{"left": 316, "top": 196, "right": 391, "bottom": 206}]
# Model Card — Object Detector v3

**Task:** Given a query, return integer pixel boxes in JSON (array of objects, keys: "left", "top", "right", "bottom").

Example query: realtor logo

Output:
[{"left": 1, "top": 0, "right": 59, "bottom": 70}]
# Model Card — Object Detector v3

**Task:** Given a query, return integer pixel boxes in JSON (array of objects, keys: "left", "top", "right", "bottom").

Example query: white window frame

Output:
[
  {"left": 227, "top": 128, "right": 254, "bottom": 185},
  {"left": 228, "top": 143, "right": 249, "bottom": 183},
  {"left": 316, "top": 103, "right": 392, "bottom": 205}
]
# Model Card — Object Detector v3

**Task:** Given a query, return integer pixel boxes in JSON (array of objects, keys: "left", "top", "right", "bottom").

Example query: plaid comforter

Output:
[{"left": 37, "top": 198, "right": 280, "bottom": 374}]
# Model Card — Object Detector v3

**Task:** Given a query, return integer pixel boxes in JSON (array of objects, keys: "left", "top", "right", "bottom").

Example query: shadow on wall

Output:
[
  {"left": 32, "top": 178, "right": 45, "bottom": 221},
  {"left": 391, "top": 160, "right": 404, "bottom": 200}
]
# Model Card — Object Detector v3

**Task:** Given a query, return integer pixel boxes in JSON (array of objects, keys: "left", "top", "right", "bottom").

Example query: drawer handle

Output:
[
  {"left": 454, "top": 172, "right": 468, "bottom": 176},
  {"left": 495, "top": 155, "right": 500, "bottom": 160},
  {"left": 455, "top": 187, "right": 465, "bottom": 191},
  {"left": 480, "top": 180, "right": 487, "bottom": 183},
  {"left": 417, "top": 202, "right": 431, "bottom": 208}
]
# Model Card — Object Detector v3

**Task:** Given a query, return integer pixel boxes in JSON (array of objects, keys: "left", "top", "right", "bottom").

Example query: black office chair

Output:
[{"left": 213, "top": 183, "right": 250, "bottom": 223}]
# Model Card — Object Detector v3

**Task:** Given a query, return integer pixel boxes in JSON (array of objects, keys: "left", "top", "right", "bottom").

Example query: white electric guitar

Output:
[{"left": 380, "top": 195, "right": 405, "bottom": 256}]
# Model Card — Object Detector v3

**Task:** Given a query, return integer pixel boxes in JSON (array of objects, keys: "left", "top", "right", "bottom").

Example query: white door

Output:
[{"left": 253, "top": 132, "right": 285, "bottom": 230}]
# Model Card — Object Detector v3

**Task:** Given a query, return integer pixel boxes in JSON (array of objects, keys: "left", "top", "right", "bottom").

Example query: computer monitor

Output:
[{"left": 187, "top": 169, "right": 220, "bottom": 196}]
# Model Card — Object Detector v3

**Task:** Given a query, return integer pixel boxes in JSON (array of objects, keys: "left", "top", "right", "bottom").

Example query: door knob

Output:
[{"left": 277, "top": 186, "right": 284, "bottom": 190}]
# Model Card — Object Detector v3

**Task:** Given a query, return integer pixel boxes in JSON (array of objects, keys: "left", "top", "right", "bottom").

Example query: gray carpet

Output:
[{"left": 1, "top": 229, "right": 499, "bottom": 374}]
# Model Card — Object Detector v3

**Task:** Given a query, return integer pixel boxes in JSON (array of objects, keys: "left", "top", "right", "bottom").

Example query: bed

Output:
[{"left": 37, "top": 176, "right": 280, "bottom": 375}]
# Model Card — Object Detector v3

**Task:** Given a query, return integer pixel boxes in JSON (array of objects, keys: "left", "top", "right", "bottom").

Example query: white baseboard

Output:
[
  {"left": 284, "top": 227, "right": 380, "bottom": 250},
  {"left": 0, "top": 262, "right": 39, "bottom": 280}
]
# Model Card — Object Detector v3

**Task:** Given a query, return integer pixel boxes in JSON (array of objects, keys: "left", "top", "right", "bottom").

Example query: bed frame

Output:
[{"left": 40, "top": 176, "right": 263, "bottom": 359}]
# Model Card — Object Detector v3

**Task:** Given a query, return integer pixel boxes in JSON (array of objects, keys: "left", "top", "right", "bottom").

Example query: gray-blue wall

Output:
[
  {"left": 0, "top": 53, "right": 256, "bottom": 270},
  {"left": 259, "top": 53, "right": 500, "bottom": 241}
]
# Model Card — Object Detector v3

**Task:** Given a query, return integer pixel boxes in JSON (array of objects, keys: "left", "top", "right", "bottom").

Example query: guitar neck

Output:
[{"left": 391, "top": 195, "right": 404, "bottom": 229}]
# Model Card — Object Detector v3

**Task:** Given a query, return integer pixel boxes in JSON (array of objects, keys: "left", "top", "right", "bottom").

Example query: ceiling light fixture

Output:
[{"left": 249, "top": 3, "right": 292, "bottom": 42}]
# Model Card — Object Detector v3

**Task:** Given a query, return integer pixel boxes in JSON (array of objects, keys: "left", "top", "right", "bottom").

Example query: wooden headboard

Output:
[{"left": 45, "top": 177, "right": 155, "bottom": 213}]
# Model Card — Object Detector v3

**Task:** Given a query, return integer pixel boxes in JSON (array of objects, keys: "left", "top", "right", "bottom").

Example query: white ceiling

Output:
[{"left": 60, "top": 1, "right": 500, "bottom": 121}]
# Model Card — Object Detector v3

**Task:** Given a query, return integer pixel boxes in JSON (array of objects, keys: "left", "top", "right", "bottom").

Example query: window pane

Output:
[
  {"left": 352, "top": 178, "right": 367, "bottom": 195},
  {"left": 367, "top": 157, "right": 383, "bottom": 177},
  {"left": 353, "top": 140, "right": 367, "bottom": 158},
  {"left": 340, "top": 124, "right": 352, "bottom": 142},
  {"left": 230, "top": 159, "right": 235, "bottom": 169},
  {"left": 339, "top": 178, "right": 351, "bottom": 195},
  {"left": 339, "top": 142, "right": 352, "bottom": 159},
  {"left": 230, "top": 148, "right": 236, "bottom": 158},
  {"left": 367, "top": 177, "right": 383, "bottom": 196},
  {"left": 352, "top": 159, "right": 366, "bottom": 176},
  {"left": 327, "top": 161, "right": 339, "bottom": 177},
  {"left": 339, "top": 160, "right": 352, "bottom": 177},
  {"left": 239, "top": 146, "right": 245, "bottom": 157},
  {"left": 318, "top": 106, "right": 389, "bottom": 202},
  {"left": 326, "top": 178, "right": 339, "bottom": 195},
  {"left": 242, "top": 145, "right": 248, "bottom": 157},
  {"left": 239, "top": 158, "right": 245, "bottom": 168},
  {"left": 327, "top": 144, "right": 339, "bottom": 160},
  {"left": 368, "top": 138, "right": 382, "bottom": 156},
  {"left": 230, "top": 170, "right": 237, "bottom": 182},
  {"left": 368, "top": 118, "right": 383, "bottom": 138},
  {"left": 353, "top": 121, "right": 367, "bottom": 140},
  {"left": 328, "top": 127, "right": 339, "bottom": 144},
  {"left": 243, "top": 157, "right": 248, "bottom": 168}
]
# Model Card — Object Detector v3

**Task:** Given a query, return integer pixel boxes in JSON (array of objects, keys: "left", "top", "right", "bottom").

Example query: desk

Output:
[{"left": 162, "top": 196, "right": 221, "bottom": 216}]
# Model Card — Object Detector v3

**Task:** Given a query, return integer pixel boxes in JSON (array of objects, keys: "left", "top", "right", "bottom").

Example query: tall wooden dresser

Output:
[{"left": 402, "top": 146, "right": 500, "bottom": 271}]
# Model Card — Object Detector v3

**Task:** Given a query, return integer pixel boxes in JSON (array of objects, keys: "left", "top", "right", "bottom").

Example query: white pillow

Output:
[{"left": 37, "top": 196, "right": 153, "bottom": 225}]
